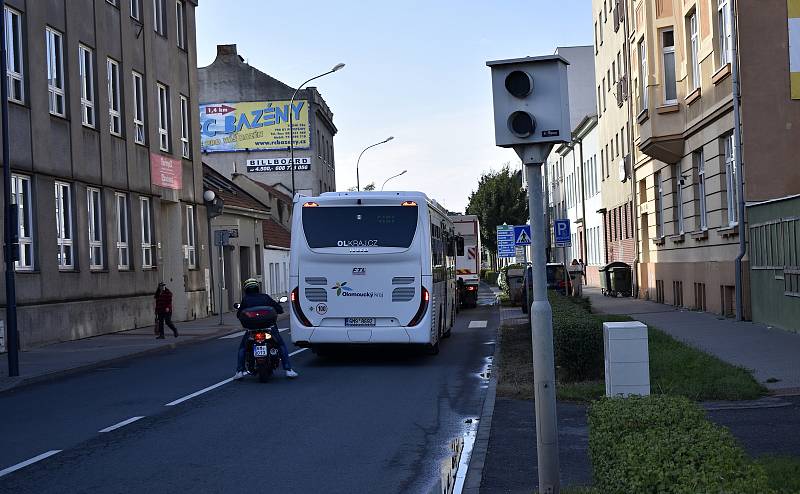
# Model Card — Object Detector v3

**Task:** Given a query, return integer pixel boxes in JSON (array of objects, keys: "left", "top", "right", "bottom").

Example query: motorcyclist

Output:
[{"left": 234, "top": 278, "right": 298, "bottom": 380}]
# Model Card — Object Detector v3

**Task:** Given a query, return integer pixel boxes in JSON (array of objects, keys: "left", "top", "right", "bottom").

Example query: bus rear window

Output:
[{"left": 302, "top": 205, "right": 418, "bottom": 248}]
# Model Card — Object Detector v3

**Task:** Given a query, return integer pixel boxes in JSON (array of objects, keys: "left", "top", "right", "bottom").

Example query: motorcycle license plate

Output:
[
  {"left": 345, "top": 317, "right": 376, "bottom": 327},
  {"left": 253, "top": 345, "right": 268, "bottom": 357}
]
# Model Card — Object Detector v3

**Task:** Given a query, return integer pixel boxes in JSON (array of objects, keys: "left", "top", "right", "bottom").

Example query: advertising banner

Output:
[
  {"left": 150, "top": 153, "right": 182, "bottom": 190},
  {"left": 246, "top": 157, "right": 311, "bottom": 172},
  {"left": 200, "top": 100, "right": 310, "bottom": 152}
]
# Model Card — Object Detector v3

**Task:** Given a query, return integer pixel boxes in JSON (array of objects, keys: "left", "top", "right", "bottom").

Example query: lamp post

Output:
[
  {"left": 204, "top": 190, "right": 224, "bottom": 325},
  {"left": 356, "top": 136, "right": 394, "bottom": 191},
  {"left": 381, "top": 170, "right": 407, "bottom": 191},
  {"left": 289, "top": 63, "right": 345, "bottom": 197}
]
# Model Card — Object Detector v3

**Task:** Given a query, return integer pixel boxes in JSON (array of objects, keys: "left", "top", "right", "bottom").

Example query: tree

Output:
[
  {"left": 346, "top": 182, "right": 375, "bottom": 191},
  {"left": 466, "top": 164, "right": 528, "bottom": 253}
]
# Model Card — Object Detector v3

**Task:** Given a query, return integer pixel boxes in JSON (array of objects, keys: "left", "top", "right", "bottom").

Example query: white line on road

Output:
[
  {"left": 468, "top": 320, "right": 488, "bottom": 328},
  {"left": 164, "top": 378, "right": 234, "bottom": 407},
  {"left": 289, "top": 348, "right": 308, "bottom": 357},
  {"left": 0, "top": 450, "right": 62, "bottom": 478},
  {"left": 98, "top": 416, "right": 145, "bottom": 433},
  {"left": 219, "top": 328, "right": 290, "bottom": 339}
]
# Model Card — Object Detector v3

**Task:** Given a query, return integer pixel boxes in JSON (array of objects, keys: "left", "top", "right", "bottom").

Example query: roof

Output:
[
  {"left": 262, "top": 217, "right": 291, "bottom": 249},
  {"left": 202, "top": 164, "right": 269, "bottom": 214},
  {"left": 255, "top": 181, "right": 292, "bottom": 204}
]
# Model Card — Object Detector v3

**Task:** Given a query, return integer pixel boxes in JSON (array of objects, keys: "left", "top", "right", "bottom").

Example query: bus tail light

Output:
[
  {"left": 303, "top": 202, "right": 319, "bottom": 208},
  {"left": 407, "top": 287, "right": 429, "bottom": 327},
  {"left": 401, "top": 201, "right": 417, "bottom": 207},
  {"left": 291, "top": 287, "right": 313, "bottom": 327}
]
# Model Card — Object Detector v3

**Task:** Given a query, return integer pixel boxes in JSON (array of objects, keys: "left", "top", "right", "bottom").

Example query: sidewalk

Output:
[
  {"left": 0, "top": 311, "right": 287, "bottom": 394},
  {"left": 584, "top": 287, "right": 800, "bottom": 393}
]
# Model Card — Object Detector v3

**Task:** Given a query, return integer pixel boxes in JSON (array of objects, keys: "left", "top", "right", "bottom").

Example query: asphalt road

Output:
[{"left": 0, "top": 302, "right": 498, "bottom": 494}]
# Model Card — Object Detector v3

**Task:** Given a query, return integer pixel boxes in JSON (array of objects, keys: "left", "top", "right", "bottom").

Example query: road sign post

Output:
[
  {"left": 214, "top": 230, "right": 230, "bottom": 325},
  {"left": 554, "top": 220, "right": 572, "bottom": 297}
]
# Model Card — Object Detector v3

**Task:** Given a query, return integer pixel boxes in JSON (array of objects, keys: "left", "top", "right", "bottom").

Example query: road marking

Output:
[
  {"left": 453, "top": 426, "right": 479, "bottom": 494},
  {"left": 165, "top": 377, "right": 234, "bottom": 407},
  {"left": 468, "top": 320, "right": 488, "bottom": 328},
  {"left": 0, "top": 450, "right": 62, "bottom": 478},
  {"left": 99, "top": 416, "right": 145, "bottom": 433},
  {"left": 289, "top": 348, "right": 308, "bottom": 357},
  {"left": 219, "top": 328, "right": 290, "bottom": 339}
]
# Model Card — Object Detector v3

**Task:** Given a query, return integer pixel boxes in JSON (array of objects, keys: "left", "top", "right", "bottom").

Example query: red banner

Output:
[{"left": 150, "top": 153, "right": 182, "bottom": 190}]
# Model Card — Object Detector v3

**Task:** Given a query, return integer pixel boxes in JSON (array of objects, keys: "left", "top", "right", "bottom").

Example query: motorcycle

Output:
[{"left": 234, "top": 296, "right": 288, "bottom": 382}]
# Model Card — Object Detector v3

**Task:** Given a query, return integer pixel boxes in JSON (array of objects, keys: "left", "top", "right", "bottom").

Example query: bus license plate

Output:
[
  {"left": 345, "top": 317, "right": 376, "bottom": 327},
  {"left": 254, "top": 345, "right": 268, "bottom": 357}
]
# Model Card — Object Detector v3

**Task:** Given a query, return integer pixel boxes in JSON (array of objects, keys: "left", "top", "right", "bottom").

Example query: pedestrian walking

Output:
[{"left": 154, "top": 282, "right": 179, "bottom": 339}]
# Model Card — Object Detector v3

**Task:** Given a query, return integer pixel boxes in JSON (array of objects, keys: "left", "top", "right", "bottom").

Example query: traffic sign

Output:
[
  {"left": 514, "top": 225, "right": 531, "bottom": 246},
  {"left": 554, "top": 219, "right": 571, "bottom": 247},
  {"left": 496, "top": 225, "right": 516, "bottom": 258},
  {"left": 214, "top": 230, "right": 230, "bottom": 246}
]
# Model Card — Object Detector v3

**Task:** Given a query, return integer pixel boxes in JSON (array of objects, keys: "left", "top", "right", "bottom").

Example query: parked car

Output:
[{"left": 521, "top": 262, "right": 572, "bottom": 314}]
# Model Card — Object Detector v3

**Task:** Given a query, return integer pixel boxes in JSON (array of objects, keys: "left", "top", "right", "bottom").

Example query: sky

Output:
[{"left": 195, "top": 0, "right": 592, "bottom": 213}]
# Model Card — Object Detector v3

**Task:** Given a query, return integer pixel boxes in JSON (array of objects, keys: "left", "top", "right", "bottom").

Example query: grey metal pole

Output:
[
  {"left": 1, "top": 0, "right": 20, "bottom": 376},
  {"left": 218, "top": 247, "right": 225, "bottom": 326},
  {"left": 525, "top": 162, "right": 560, "bottom": 493},
  {"left": 731, "top": 0, "right": 746, "bottom": 321}
]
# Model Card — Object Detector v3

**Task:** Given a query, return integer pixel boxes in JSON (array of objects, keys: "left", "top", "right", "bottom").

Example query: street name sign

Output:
[{"left": 497, "top": 225, "right": 516, "bottom": 258}]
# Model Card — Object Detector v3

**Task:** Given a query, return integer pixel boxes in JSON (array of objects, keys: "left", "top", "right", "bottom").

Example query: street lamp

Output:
[
  {"left": 356, "top": 136, "right": 394, "bottom": 191},
  {"left": 289, "top": 63, "right": 346, "bottom": 197},
  {"left": 381, "top": 170, "right": 407, "bottom": 191}
]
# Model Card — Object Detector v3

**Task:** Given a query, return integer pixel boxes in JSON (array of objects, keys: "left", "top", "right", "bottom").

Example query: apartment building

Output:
[
  {"left": 1, "top": 0, "right": 208, "bottom": 349},
  {"left": 593, "top": 0, "right": 638, "bottom": 288}
]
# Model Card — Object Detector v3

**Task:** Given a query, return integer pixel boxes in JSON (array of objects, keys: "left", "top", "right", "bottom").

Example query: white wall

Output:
[{"left": 263, "top": 247, "right": 290, "bottom": 298}]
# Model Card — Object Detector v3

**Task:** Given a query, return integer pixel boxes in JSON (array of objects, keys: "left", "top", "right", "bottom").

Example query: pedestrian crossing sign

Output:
[{"left": 514, "top": 225, "right": 531, "bottom": 246}]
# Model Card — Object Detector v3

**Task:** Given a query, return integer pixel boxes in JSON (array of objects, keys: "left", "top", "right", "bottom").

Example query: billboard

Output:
[
  {"left": 150, "top": 153, "right": 182, "bottom": 190},
  {"left": 199, "top": 100, "right": 310, "bottom": 152},
  {"left": 246, "top": 157, "right": 311, "bottom": 172}
]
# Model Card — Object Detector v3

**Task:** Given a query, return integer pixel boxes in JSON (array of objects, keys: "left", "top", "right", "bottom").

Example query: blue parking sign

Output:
[{"left": 554, "top": 219, "right": 571, "bottom": 247}]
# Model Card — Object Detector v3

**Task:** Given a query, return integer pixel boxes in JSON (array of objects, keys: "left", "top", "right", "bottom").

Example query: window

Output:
[
  {"left": 639, "top": 40, "right": 648, "bottom": 112},
  {"left": 5, "top": 7, "right": 24, "bottom": 103},
  {"left": 688, "top": 11, "right": 700, "bottom": 90},
  {"left": 153, "top": 0, "right": 166, "bottom": 36},
  {"left": 55, "top": 182, "right": 74, "bottom": 269},
  {"left": 723, "top": 134, "right": 738, "bottom": 225},
  {"left": 186, "top": 205, "right": 196, "bottom": 268},
  {"left": 602, "top": 77, "right": 607, "bottom": 111},
  {"left": 79, "top": 45, "right": 95, "bottom": 127},
  {"left": 140, "top": 197, "right": 154, "bottom": 268},
  {"left": 116, "top": 193, "right": 130, "bottom": 269},
  {"left": 655, "top": 171, "right": 664, "bottom": 238},
  {"left": 673, "top": 164, "right": 684, "bottom": 234},
  {"left": 107, "top": 58, "right": 122, "bottom": 135},
  {"left": 597, "top": 85, "right": 602, "bottom": 115},
  {"left": 157, "top": 83, "right": 170, "bottom": 151},
  {"left": 46, "top": 27, "right": 65, "bottom": 116},
  {"left": 612, "top": 60, "right": 616, "bottom": 86},
  {"left": 662, "top": 29, "right": 677, "bottom": 103},
  {"left": 599, "top": 12, "right": 604, "bottom": 44},
  {"left": 595, "top": 22, "right": 599, "bottom": 53},
  {"left": 694, "top": 150, "right": 707, "bottom": 230},
  {"left": 605, "top": 144, "right": 610, "bottom": 177},
  {"left": 718, "top": 0, "right": 732, "bottom": 67},
  {"left": 176, "top": 1, "right": 186, "bottom": 49},
  {"left": 88, "top": 188, "right": 104, "bottom": 269},
  {"left": 133, "top": 71, "right": 145, "bottom": 144},
  {"left": 130, "top": 0, "right": 142, "bottom": 21},
  {"left": 11, "top": 175, "right": 33, "bottom": 270},
  {"left": 180, "top": 94, "right": 190, "bottom": 158}
]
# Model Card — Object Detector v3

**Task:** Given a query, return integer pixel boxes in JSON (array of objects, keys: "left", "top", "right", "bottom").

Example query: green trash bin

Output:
[{"left": 609, "top": 265, "right": 632, "bottom": 297}]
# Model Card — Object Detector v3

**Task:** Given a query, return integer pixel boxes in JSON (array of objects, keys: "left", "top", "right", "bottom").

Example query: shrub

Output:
[
  {"left": 550, "top": 291, "right": 604, "bottom": 382},
  {"left": 483, "top": 270, "right": 499, "bottom": 286},
  {"left": 588, "top": 395, "right": 772, "bottom": 494}
]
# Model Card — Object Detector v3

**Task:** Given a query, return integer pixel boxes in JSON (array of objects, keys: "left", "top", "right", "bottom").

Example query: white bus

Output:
[{"left": 289, "top": 191, "right": 457, "bottom": 353}]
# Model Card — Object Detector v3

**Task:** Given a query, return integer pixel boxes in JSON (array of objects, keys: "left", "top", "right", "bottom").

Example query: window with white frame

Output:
[
  {"left": 140, "top": 196, "right": 154, "bottom": 268},
  {"left": 79, "top": 45, "right": 95, "bottom": 127},
  {"left": 688, "top": 11, "right": 700, "bottom": 91},
  {"left": 5, "top": 7, "right": 24, "bottom": 103},
  {"left": 186, "top": 205, "right": 197, "bottom": 268},
  {"left": 46, "top": 27, "right": 65, "bottom": 116},
  {"left": 11, "top": 175, "right": 33, "bottom": 270},
  {"left": 180, "top": 94, "right": 190, "bottom": 158},
  {"left": 157, "top": 83, "right": 170, "bottom": 151},
  {"left": 55, "top": 182, "right": 74, "bottom": 269},
  {"left": 176, "top": 1, "right": 186, "bottom": 49},
  {"left": 718, "top": 0, "right": 732, "bottom": 67},
  {"left": 107, "top": 58, "right": 122, "bottom": 136},
  {"left": 116, "top": 192, "right": 130, "bottom": 269},
  {"left": 694, "top": 150, "right": 707, "bottom": 230},
  {"left": 133, "top": 71, "right": 145, "bottom": 144},
  {"left": 655, "top": 171, "right": 664, "bottom": 238},
  {"left": 723, "top": 134, "right": 738, "bottom": 225},
  {"left": 673, "top": 164, "right": 684, "bottom": 234},
  {"left": 662, "top": 29, "right": 677, "bottom": 103},
  {"left": 639, "top": 39, "right": 648, "bottom": 112},
  {"left": 153, "top": 0, "right": 166, "bottom": 36},
  {"left": 130, "top": 0, "right": 142, "bottom": 21},
  {"left": 87, "top": 188, "right": 104, "bottom": 269}
]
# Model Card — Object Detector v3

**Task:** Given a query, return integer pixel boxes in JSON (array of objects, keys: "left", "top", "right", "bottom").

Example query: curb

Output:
[
  {"left": 0, "top": 313, "right": 290, "bottom": 395},
  {"left": 462, "top": 326, "right": 501, "bottom": 494}
]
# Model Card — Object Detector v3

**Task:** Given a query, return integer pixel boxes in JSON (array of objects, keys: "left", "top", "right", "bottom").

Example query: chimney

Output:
[{"left": 217, "top": 44, "right": 238, "bottom": 57}]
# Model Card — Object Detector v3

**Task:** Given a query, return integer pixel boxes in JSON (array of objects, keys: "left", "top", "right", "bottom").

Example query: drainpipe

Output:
[
  {"left": 731, "top": 0, "right": 746, "bottom": 321},
  {"left": 577, "top": 131, "right": 589, "bottom": 268},
  {"left": 623, "top": 0, "right": 640, "bottom": 298}
]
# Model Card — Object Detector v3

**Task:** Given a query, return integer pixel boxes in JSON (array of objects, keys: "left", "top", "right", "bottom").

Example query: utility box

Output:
[{"left": 603, "top": 321, "right": 650, "bottom": 397}]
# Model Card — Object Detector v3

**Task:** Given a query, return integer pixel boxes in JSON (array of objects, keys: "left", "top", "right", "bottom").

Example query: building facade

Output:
[
  {"left": 198, "top": 44, "right": 338, "bottom": 197},
  {"left": 1, "top": 0, "right": 208, "bottom": 349}
]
